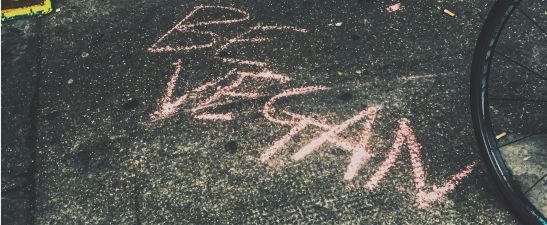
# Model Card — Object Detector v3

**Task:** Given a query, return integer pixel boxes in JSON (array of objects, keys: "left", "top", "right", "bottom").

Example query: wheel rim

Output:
[{"left": 471, "top": 0, "right": 547, "bottom": 224}]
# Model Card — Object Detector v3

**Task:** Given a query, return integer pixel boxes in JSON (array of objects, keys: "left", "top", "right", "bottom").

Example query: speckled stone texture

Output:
[{"left": 5, "top": 0, "right": 545, "bottom": 224}]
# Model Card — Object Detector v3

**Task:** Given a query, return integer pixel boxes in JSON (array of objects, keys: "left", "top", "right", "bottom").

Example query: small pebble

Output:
[
  {"left": 336, "top": 71, "right": 344, "bottom": 76},
  {"left": 55, "top": 8, "right": 61, "bottom": 13},
  {"left": 523, "top": 156, "right": 530, "bottom": 161},
  {"left": 335, "top": 22, "right": 343, "bottom": 27},
  {"left": 81, "top": 52, "right": 89, "bottom": 58},
  {"left": 225, "top": 141, "right": 238, "bottom": 154},
  {"left": 356, "top": 70, "right": 363, "bottom": 75},
  {"left": 67, "top": 78, "right": 74, "bottom": 84}
]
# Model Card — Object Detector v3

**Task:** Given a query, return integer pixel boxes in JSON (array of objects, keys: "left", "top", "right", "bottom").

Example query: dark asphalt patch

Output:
[
  {"left": 44, "top": 111, "right": 60, "bottom": 121},
  {"left": 217, "top": 51, "right": 228, "bottom": 57},
  {"left": 338, "top": 92, "right": 353, "bottom": 101},
  {"left": 122, "top": 98, "right": 140, "bottom": 111},
  {"left": 350, "top": 34, "right": 361, "bottom": 40},
  {"left": 1, "top": 19, "right": 40, "bottom": 225}
]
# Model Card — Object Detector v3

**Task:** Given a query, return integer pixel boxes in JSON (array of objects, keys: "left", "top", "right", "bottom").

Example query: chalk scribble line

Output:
[
  {"left": 362, "top": 118, "right": 476, "bottom": 208},
  {"left": 149, "top": 5, "right": 251, "bottom": 53}
]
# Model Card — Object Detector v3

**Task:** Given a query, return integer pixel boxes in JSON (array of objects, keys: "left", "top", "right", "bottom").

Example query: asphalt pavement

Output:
[{"left": 2, "top": 0, "right": 532, "bottom": 224}]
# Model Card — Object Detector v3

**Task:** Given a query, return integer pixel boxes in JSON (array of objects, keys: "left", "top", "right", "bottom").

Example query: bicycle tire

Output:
[{"left": 470, "top": 0, "right": 546, "bottom": 224}]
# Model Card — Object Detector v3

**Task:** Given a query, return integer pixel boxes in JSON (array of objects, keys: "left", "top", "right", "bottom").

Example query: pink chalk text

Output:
[{"left": 148, "top": 5, "right": 476, "bottom": 208}]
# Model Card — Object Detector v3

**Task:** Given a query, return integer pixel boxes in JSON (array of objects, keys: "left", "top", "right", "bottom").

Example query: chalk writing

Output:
[
  {"left": 148, "top": 5, "right": 250, "bottom": 53},
  {"left": 148, "top": 5, "right": 476, "bottom": 208},
  {"left": 150, "top": 60, "right": 292, "bottom": 121},
  {"left": 261, "top": 89, "right": 475, "bottom": 208},
  {"left": 260, "top": 87, "right": 380, "bottom": 181},
  {"left": 148, "top": 5, "right": 306, "bottom": 121},
  {"left": 362, "top": 118, "right": 476, "bottom": 208}
]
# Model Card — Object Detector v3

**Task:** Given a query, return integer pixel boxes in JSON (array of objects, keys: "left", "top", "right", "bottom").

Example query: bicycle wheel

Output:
[{"left": 471, "top": 0, "right": 546, "bottom": 224}]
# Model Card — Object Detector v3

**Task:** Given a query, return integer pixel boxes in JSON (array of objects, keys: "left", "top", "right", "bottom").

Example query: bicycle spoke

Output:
[
  {"left": 516, "top": 7, "right": 547, "bottom": 38},
  {"left": 490, "top": 97, "right": 547, "bottom": 103},
  {"left": 498, "top": 128, "right": 547, "bottom": 148},
  {"left": 494, "top": 50, "right": 547, "bottom": 83},
  {"left": 525, "top": 173, "right": 547, "bottom": 194}
]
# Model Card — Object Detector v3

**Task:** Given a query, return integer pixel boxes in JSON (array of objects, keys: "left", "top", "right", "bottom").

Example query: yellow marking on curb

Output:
[{"left": 1, "top": 0, "right": 52, "bottom": 21}]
